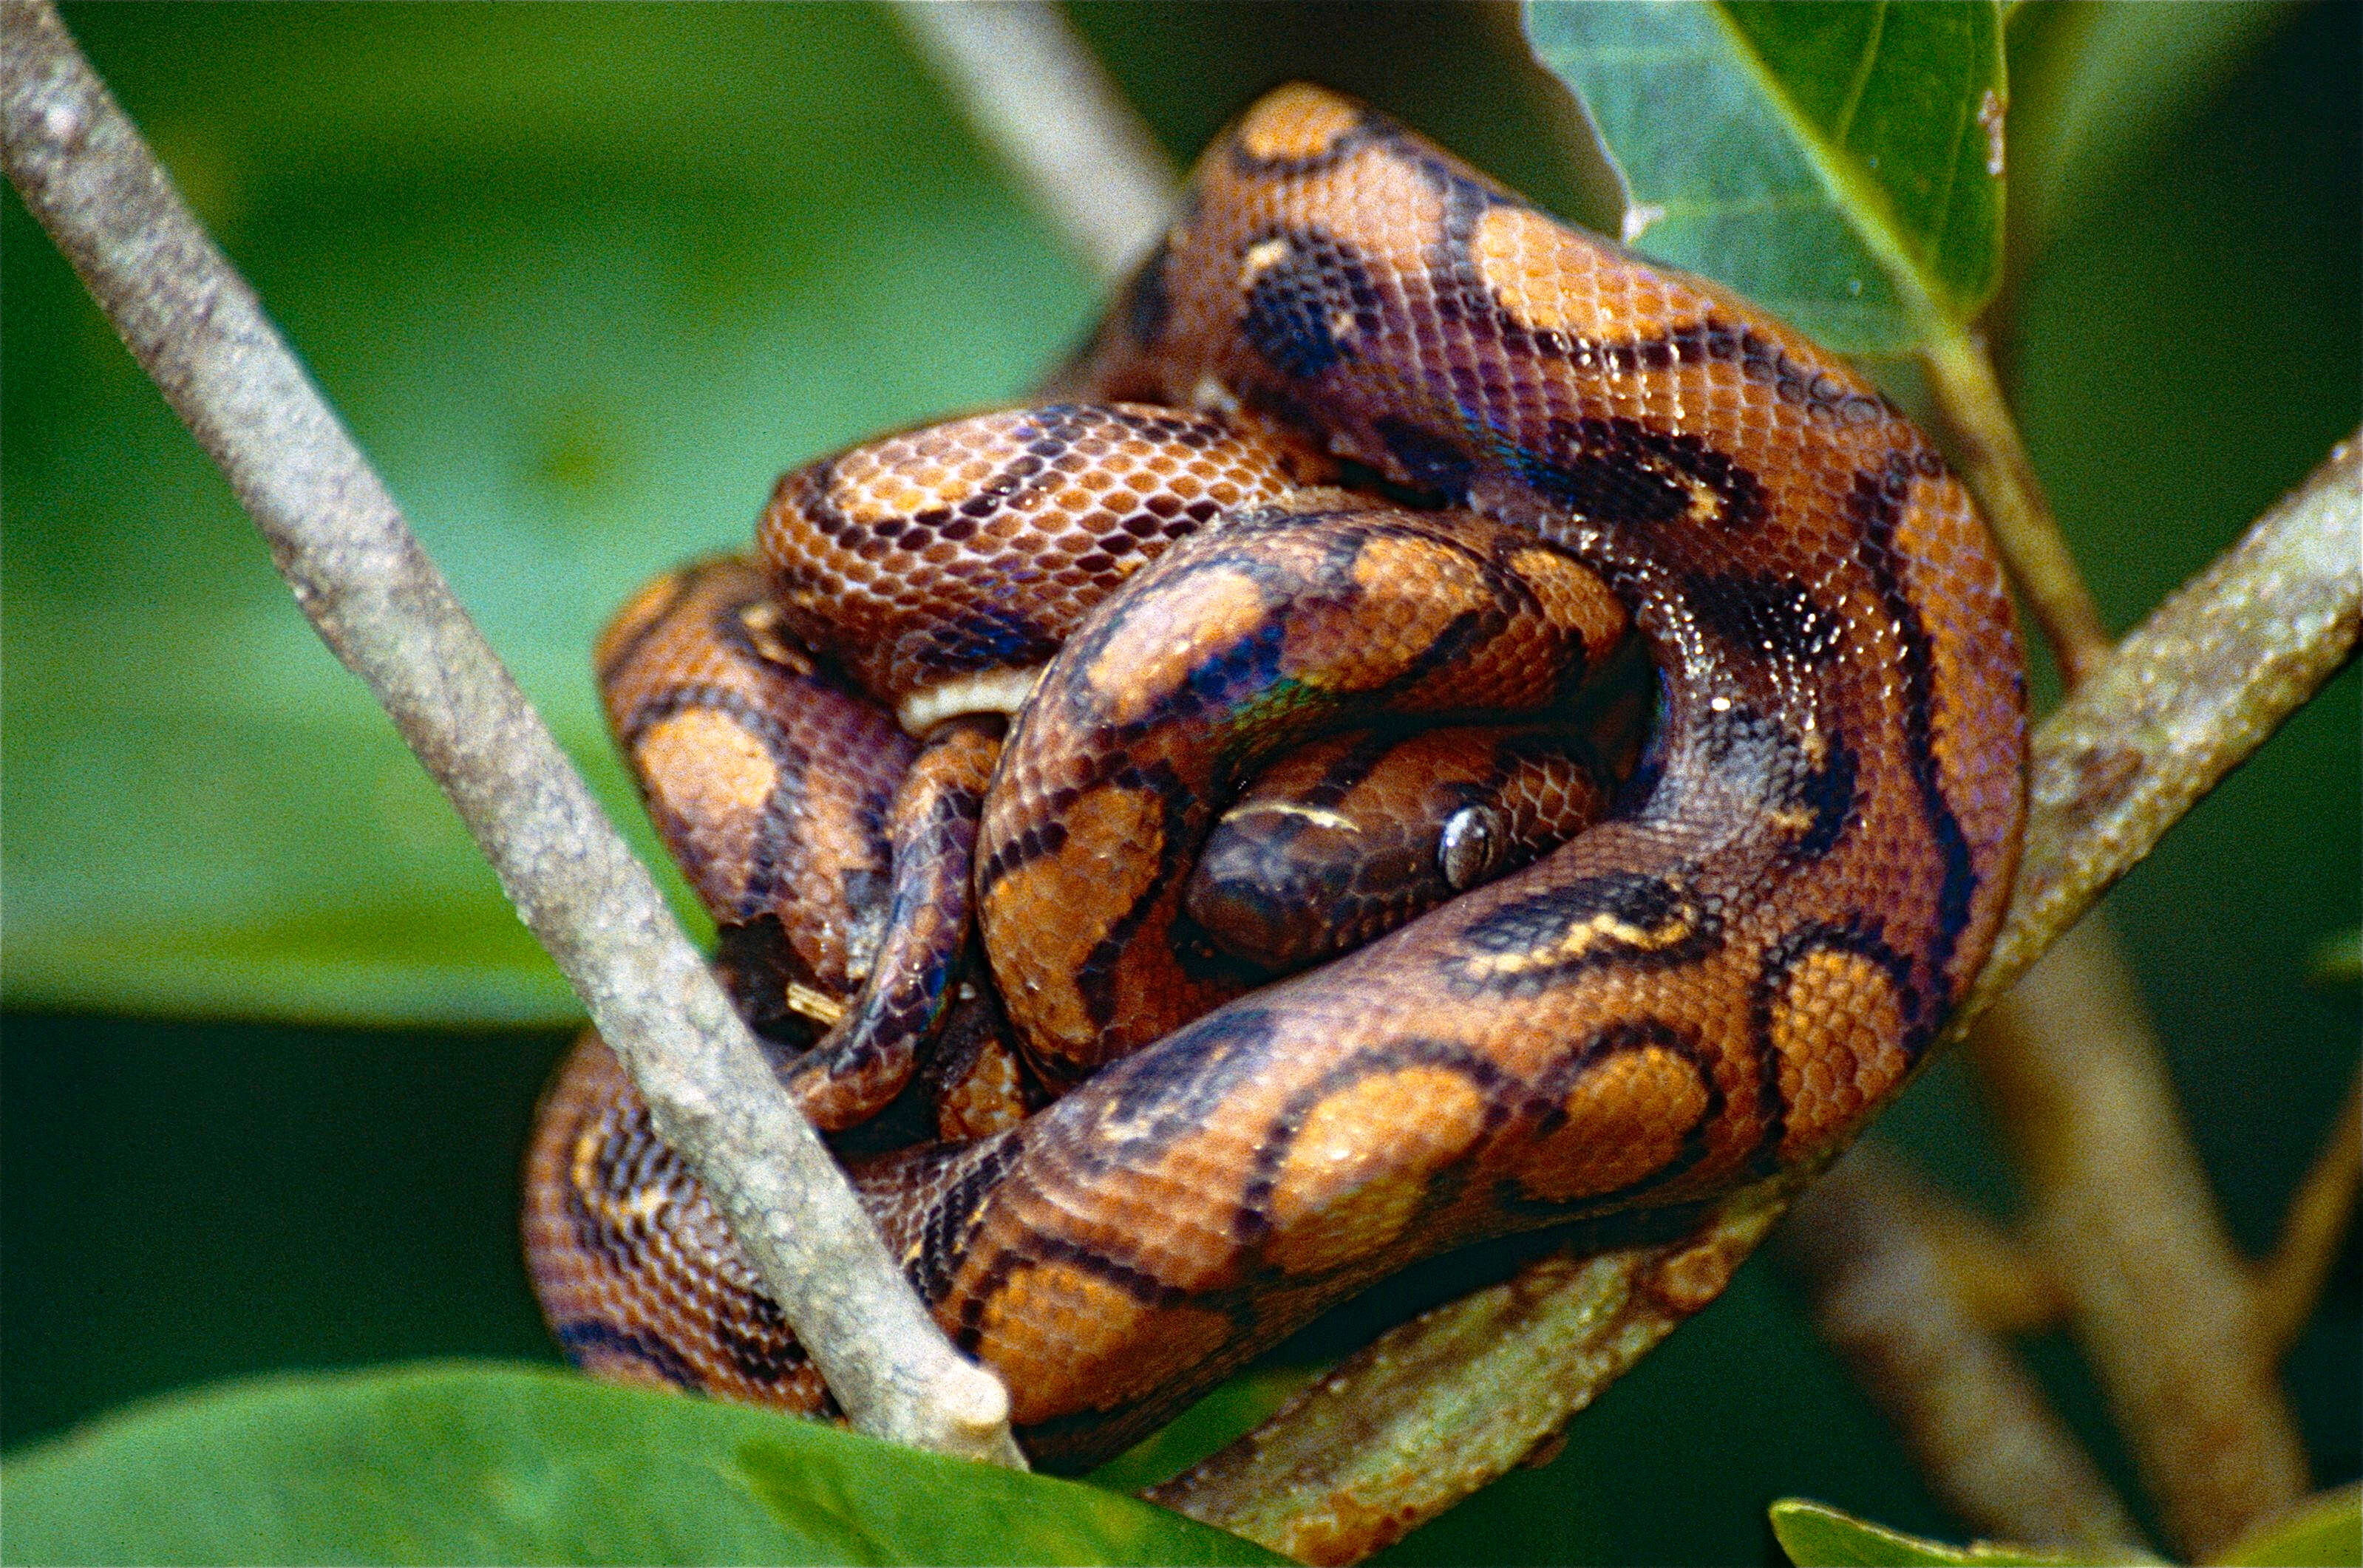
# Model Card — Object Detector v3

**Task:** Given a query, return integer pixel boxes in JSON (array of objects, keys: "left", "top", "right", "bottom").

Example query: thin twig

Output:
[
  {"left": 1904, "top": 1186, "right": 2067, "bottom": 1337},
  {"left": 1778, "top": 1145, "right": 2152, "bottom": 1557},
  {"left": 1147, "top": 432, "right": 2362, "bottom": 1562},
  {"left": 1973, "top": 919, "right": 2309, "bottom": 1560},
  {"left": 2253, "top": 1063, "right": 2362, "bottom": 1360},
  {"left": 890, "top": 0, "right": 1176, "bottom": 284},
  {"left": 1920, "top": 328, "right": 2115, "bottom": 689},
  {"left": 0, "top": 0, "right": 1021, "bottom": 1470}
]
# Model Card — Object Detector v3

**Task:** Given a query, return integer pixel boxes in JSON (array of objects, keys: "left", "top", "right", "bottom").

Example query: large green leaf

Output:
[
  {"left": 1767, "top": 1499, "right": 2124, "bottom": 1568},
  {"left": 2209, "top": 1485, "right": 2363, "bottom": 1568},
  {"left": 0, "top": 1362, "right": 1281, "bottom": 1566},
  {"left": 1523, "top": 0, "right": 2006, "bottom": 352},
  {"left": 0, "top": 5, "right": 1092, "bottom": 1026}
]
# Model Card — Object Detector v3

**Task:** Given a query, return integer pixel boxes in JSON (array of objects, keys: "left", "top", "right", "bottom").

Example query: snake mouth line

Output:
[{"left": 899, "top": 667, "right": 1045, "bottom": 734}]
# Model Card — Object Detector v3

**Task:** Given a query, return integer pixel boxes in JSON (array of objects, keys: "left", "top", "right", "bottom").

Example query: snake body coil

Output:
[{"left": 525, "top": 84, "right": 2027, "bottom": 1471}]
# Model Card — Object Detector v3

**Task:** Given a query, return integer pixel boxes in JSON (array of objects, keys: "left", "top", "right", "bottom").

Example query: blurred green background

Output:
[{"left": 3, "top": 4, "right": 2355, "bottom": 1563}]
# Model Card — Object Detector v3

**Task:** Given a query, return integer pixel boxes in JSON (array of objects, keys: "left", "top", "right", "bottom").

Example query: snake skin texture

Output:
[{"left": 525, "top": 83, "right": 2027, "bottom": 1473}]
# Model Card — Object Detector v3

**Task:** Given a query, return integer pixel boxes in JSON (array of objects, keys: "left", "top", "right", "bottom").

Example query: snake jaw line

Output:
[{"left": 899, "top": 667, "right": 1043, "bottom": 735}]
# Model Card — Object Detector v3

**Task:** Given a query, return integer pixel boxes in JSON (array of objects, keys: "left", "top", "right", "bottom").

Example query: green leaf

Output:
[
  {"left": 2209, "top": 1484, "right": 2363, "bottom": 1568},
  {"left": 1523, "top": 0, "right": 2006, "bottom": 352},
  {"left": 2004, "top": 1, "right": 2298, "bottom": 257},
  {"left": 0, "top": 1362, "right": 1282, "bottom": 1566},
  {"left": 1767, "top": 1500, "right": 2119, "bottom": 1567},
  {"left": 2308, "top": 927, "right": 2361, "bottom": 987},
  {"left": 1, "top": 5, "right": 1090, "bottom": 1026}
]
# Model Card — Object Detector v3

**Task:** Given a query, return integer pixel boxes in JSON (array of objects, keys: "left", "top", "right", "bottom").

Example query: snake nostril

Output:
[{"left": 1438, "top": 805, "right": 1506, "bottom": 892}]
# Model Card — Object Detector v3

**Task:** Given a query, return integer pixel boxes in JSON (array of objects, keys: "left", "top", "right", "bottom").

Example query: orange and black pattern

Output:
[{"left": 525, "top": 84, "right": 2027, "bottom": 1473}]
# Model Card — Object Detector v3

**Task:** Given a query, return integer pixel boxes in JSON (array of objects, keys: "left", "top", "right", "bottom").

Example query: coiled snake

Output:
[{"left": 524, "top": 84, "right": 2027, "bottom": 1472}]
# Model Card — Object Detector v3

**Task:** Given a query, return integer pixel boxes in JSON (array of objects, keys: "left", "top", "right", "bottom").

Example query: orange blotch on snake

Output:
[
  {"left": 1509, "top": 546, "right": 1628, "bottom": 666},
  {"left": 634, "top": 709, "right": 778, "bottom": 837},
  {"left": 1514, "top": 1045, "right": 1710, "bottom": 1202},
  {"left": 1472, "top": 206, "right": 1601, "bottom": 339},
  {"left": 1268, "top": 1066, "right": 1486, "bottom": 1275},
  {"left": 1769, "top": 948, "right": 1909, "bottom": 1161},
  {"left": 1271, "top": 532, "right": 1485, "bottom": 695},
  {"left": 977, "top": 1263, "right": 1234, "bottom": 1419},
  {"left": 985, "top": 780, "right": 1164, "bottom": 1054},
  {"left": 1236, "top": 81, "right": 1365, "bottom": 164},
  {"left": 1089, "top": 565, "right": 1270, "bottom": 724},
  {"left": 1474, "top": 205, "right": 1712, "bottom": 352}
]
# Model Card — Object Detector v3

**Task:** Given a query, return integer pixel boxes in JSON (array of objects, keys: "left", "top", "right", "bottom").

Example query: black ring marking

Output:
[
  {"left": 1846, "top": 450, "right": 1982, "bottom": 998},
  {"left": 554, "top": 1320, "right": 706, "bottom": 1392},
  {"left": 1237, "top": 225, "right": 1388, "bottom": 382},
  {"left": 1686, "top": 572, "right": 1846, "bottom": 665},
  {"left": 1447, "top": 867, "right": 1721, "bottom": 998},
  {"left": 1509, "top": 415, "right": 1769, "bottom": 534}
]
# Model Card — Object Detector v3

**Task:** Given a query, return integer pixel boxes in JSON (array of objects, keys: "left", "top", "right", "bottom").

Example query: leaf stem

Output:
[
  {"left": 0, "top": 0, "right": 1022, "bottom": 1470},
  {"left": 1918, "top": 326, "right": 2115, "bottom": 688},
  {"left": 2253, "top": 1064, "right": 2362, "bottom": 1360},
  {"left": 1972, "top": 918, "right": 2310, "bottom": 1560}
]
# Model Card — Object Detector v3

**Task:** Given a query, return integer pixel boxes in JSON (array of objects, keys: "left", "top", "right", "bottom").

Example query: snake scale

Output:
[{"left": 524, "top": 84, "right": 2027, "bottom": 1472}]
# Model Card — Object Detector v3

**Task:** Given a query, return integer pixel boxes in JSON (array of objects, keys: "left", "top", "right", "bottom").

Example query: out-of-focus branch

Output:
[
  {"left": 0, "top": 0, "right": 1021, "bottom": 1470},
  {"left": 1973, "top": 919, "right": 2308, "bottom": 1561},
  {"left": 1921, "top": 328, "right": 2115, "bottom": 689},
  {"left": 1778, "top": 1145, "right": 2151, "bottom": 1557},
  {"left": 1149, "top": 432, "right": 2362, "bottom": 1564},
  {"left": 891, "top": 0, "right": 1175, "bottom": 284},
  {"left": 1907, "top": 1187, "right": 2067, "bottom": 1337},
  {"left": 2253, "top": 1064, "right": 2362, "bottom": 1360}
]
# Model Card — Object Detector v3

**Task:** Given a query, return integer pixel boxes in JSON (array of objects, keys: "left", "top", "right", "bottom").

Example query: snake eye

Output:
[{"left": 1438, "top": 805, "right": 1507, "bottom": 892}]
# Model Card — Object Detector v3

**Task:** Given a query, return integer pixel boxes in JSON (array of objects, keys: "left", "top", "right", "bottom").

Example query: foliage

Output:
[
  {"left": 0, "top": 1363, "right": 1278, "bottom": 1565},
  {"left": 1768, "top": 1499, "right": 2109, "bottom": 1567},
  {"left": 2208, "top": 1485, "right": 2363, "bottom": 1568},
  {"left": 1526, "top": 0, "right": 2005, "bottom": 352},
  {"left": 1770, "top": 1485, "right": 2362, "bottom": 1568}
]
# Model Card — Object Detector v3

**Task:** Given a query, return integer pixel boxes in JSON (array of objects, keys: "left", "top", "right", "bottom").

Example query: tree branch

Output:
[
  {"left": 0, "top": 0, "right": 1021, "bottom": 1470},
  {"left": 1778, "top": 1145, "right": 2152, "bottom": 1557},
  {"left": 1146, "top": 1170, "right": 1809, "bottom": 1567},
  {"left": 1967, "top": 430, "right": 2362, "bottom": 1014},
  {"left": 1973, "top": 920, "right": 2310, "bottom": 1560},
  {"left": 890, "top": 0, "right": 1175, "bottom": 283},
  {"left": 1903, "top": 1184, "right": 2067, "bottom": 1337}
]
